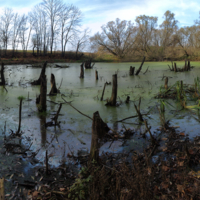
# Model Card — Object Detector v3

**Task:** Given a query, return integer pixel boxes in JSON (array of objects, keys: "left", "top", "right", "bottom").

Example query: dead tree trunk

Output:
[
  {"left": 38, "top": 75, "right": 47, "bottom": 112},
  {"left": 106, "top": 74, "right": 117, "bottom": 106},
  {"left": 129, "top": 66, "right": 135, "bottom": 75},
  {"left": 16, "top": 98, "right": 23, "bottom": 135},
  {"left": 164, "top": 77, "right": 168, "bottom": 90},
  {"left": 125, "top": 96, "right": 130, "bottom": 103},
  {"left": 0, "top": 62, "right": 5, "bottom": 86},
  {"left": 90, "top": 111, "right": 109, "bottom": 162},
  {"left": 49, "top": 73, "right": 59, "bottom": 95},
  {"left": 135, "top": 56, "right": 145, "bottom": 75},
  {"left": 31, "top": 61, "right": 47, "bottom": 85},
  {"left": 80, "top": 62, "right": 84, "bottom": 78},
  {"left": 95, "top": 70, "right": 98, "bottom": 80},
  {"left": 184, "top": 60, "right": 187, "bottom": 71}
]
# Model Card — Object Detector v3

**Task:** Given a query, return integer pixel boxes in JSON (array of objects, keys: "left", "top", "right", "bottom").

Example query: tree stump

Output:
[
  {"left": 0, "top": 63, "right": 5, "bottom": 86},
  {"left": 31, "top": 61, "right": 47, "bottom": 85},
  {"left": 129, "top": 66, "right": 135, "bottom": 75},
  {"left": 95, "top": 70, "right": 98, "bottom": 80},
  {"left": 125, "top": 96, "right": 130, "bottom": 103},
  {"left": 164, "top": 77, "right": 168, "bottom": 90},
  {"left": 38, "top": 75, "right": 47, "bottom": 112},
  {"left": 174, "top": 63, "right": 177, "bottom": 72},
  {"left": 106, "top": 74, "right": 117, "bottom": 106},
  {"left": 80, "top": 62, "right": 84, "bottom": 78},
  {"left": 49, "top": 73, "right": 59, "bottom": 95},
  {"left": 90, "top": 111, "right": 109, "bottom": 162}
]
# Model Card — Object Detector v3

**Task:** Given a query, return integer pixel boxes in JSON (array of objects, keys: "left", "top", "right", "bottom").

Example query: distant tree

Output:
[
  {"left": 0, "top": 8, "right": 14, "bottom": 55},
  {"left": 90, "top": 18, "right": 136, "bottom": 58}
]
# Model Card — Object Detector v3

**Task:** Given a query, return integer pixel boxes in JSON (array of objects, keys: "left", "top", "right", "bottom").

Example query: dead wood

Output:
[
  {"left": 144, "top": 121, "right": 157, "bottom": 145},
  {"left": 95, "top": 70, "right": 98, "bottom": 80},
  {"left": 129, "top": 66, "right": 135, "bottom": 75},
  {"left": 80, "top": 62, "right": 84, "bottom": 78},
  {"left": 46, "top": 150, "right": 48, "bottom": 175},
  {"left": 90, "top": 111, "right": 110, "bottom": 163},
  {"left": 125, "top": 96, "right": 130, "bottom": 103},
  {"left": 106, "top": 74, "right": 117, "bottom": 106},
  {"left": 133, "top": 97, "right": 144, "bottom": 122},
  {"left": 135, "top": 56, "right": 145, "bottom": 75},
  {"left": 31, "top": 61, "right": 47, "bottom": 85},
  {"left": 143, "top": 66, "right": 149, "bottom": 74},
  {"left": 16, "top": 98, "right": 23, "bottom": 135},
  {"left": 101, "top": 82, "right": 108, "bottom": 101},
  {"left": 49, "top": 73, "right": 59, "bottom": 95},
  {"left": 0, "top": 62, "right": 5, "bottom": 86},
  {"left": 0, "top": 178, "right": 4, "bottom": 200}
]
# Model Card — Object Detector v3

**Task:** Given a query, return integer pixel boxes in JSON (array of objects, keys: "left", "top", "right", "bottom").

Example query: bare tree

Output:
[
  {"left": 0, "top": 8, "right": 14, "bottom": 55},
  {"left": 42, "top": 0, "right": 64, "bottom": 55},
  {"left": 73, "top": 28, "right": 90, "bottom": 59},
  {"left": 59, "top": 5, "right": 82, "bottom": 57},
  {"left": 90, "top": 18, "right": 136, "bottom": 58}
]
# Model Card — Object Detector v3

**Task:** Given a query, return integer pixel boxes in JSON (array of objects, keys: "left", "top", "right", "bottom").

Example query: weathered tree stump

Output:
[
  {"left": 106, "top": 74, "right": 117, "bottom": 106},
  {"left": 126, "top": 96, "right": 130, "bottom": 103},
  {"left": 174, "top": 63, "right": 177, "bottom": 72},
  {"left": 90, "top": 111, "right": 109, "bottom": 162},
  {"left": 164, "top": 77, "right": 168, "bottom": 90},
  {"left": 31, "top": 61, "right": 47, "bottom": 85},
  {"left": 49, "top": 73, "right": 59, "bottom": 95},
  {"left": 38, "top": 75, "right": 47, "bottom": 112},
  {"left": 85, "top": 59, "right": 95, "bottom": 69},
  {"left": 80, "top": 62, "right": 84, "bottom": 78},
  {"left": 0, "top": 62, "right": 5, "bottom": 86},
  {"left": 129, "top": 66, "right": 135, "bottom": 75},
  {"left": 95, "top": 70, "right": 98, "bottom": 80},
  {"left": 135, "top": 56, "right": 145, "bottom": 75}
]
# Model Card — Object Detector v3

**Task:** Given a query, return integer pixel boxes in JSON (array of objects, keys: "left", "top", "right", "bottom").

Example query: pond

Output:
[{"left": 1, "top": 61, "right": 200, "bottom": 170}]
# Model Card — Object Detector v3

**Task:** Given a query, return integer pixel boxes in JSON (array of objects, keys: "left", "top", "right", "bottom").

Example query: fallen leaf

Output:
[
  {"left": 178, "top": 161, "right": 184, "bottom": 167},
  {"left": 32, "top": 191, "right": 38, "bottom": 198},
  {"left": 161, "top": 182, "right": 168, "bottom": 189},
  {"left": 60, "top": 188, "right": 65, "bottom": 191},
  {"left": 162, "top": 138, "right": 168, "bottom": 141},
  {"left": 176, "top": 184, "right": 185, "bottom": 194},
  {"left": 162, "top": 165, "right": 169, "bottom": 172},
  {"left": 180, "top": 132, "right": 185, "bottom": 136}
]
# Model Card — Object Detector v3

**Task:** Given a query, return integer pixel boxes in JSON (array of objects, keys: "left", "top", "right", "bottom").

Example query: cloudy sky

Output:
[{"left": 0, "top": 0, "right": 200, "bottom": 35}]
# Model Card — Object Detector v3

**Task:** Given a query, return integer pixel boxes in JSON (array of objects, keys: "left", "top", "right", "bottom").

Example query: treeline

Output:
[
  {"left": 0, "top": 0, "right": 90, "bottom": 59},
  {"left": 90, "top": 10, "right": 200, "bottom": 61}
]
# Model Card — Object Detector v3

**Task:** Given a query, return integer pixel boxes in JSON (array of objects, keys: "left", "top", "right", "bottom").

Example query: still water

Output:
[{"left": 0, "top": 61, "right": 200, "bottom": 167}]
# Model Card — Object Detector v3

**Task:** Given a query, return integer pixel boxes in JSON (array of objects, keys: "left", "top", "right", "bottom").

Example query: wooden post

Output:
[
  {"left": 164, "top": 77, "right": 168, "bottom": 90},
  {"left": 135, "top": 57, "right": 145, "bottom": 75},
  {"left": 31, "top": 61, "right": 47, "bottom": 85},
  {"left": 90, "top": 111, "right": 109, "bottom": 162},
  {"left": 95, "top": 70, "right": 98, "bottom": 80},
  {"left": 49, "top": 73, "right": 59, "bottom": 95},
  {"left": 0, "top": 63, "right": 5, "bottom": 86},
  {"left": 80, "top": 62, "right": 84, "bottom": 78},
  {"left": 16, "top": 98, "right": 23, "bottom": 135},
  {"left": 0, "top": 178, "right": 4, "bottom": 200},
  {"left": 39, "top": 75, "right": 47, "bottom": 112},
  {"left": 106, "top": 74, "right": 117, "bottom": 106}
]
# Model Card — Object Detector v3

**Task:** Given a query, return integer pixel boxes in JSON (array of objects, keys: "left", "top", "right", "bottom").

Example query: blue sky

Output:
[{"left": 1, "top": 0, "right": 200, "bottom": 34}]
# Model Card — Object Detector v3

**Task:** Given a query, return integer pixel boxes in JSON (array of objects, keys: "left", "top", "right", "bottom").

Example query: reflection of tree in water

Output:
[{"left": 40, "top": 115, "right": 46, "bottom": 147}]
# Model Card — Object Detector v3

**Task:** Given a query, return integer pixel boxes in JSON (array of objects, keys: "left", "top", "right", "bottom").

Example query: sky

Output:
[{"left": 0, "top": 0, "right": 200, "bottom": 35}]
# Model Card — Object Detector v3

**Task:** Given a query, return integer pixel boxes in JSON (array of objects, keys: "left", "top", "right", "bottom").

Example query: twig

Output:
[
  {"left": 58, "top": 78, "right": 63, "bottom": 90},
  {"left": 61, "top": 95, "right": 92, "bottom": 120}
]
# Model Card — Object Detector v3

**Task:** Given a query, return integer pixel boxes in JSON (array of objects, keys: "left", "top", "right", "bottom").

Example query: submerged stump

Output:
[
  {"left": 80, "top": 62, "right": 84, "bottom": 78},
  {"left": 49, "top": 73, "right": 59, "bottom": 95},
  {"left": 164, "top": 77, "right": 168, "bottom": 90},
  {"left": 106, "top": 74, "right": 117, "bottom": 106},
  {"left": 90, "top": 111, "right": 109, "bottom": 162},
  {"left": 38, "top": 75, "right": 47, "bottom": 112},
  {"left": 31, "top": 61, "right": 47, "bottom": 85}
]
